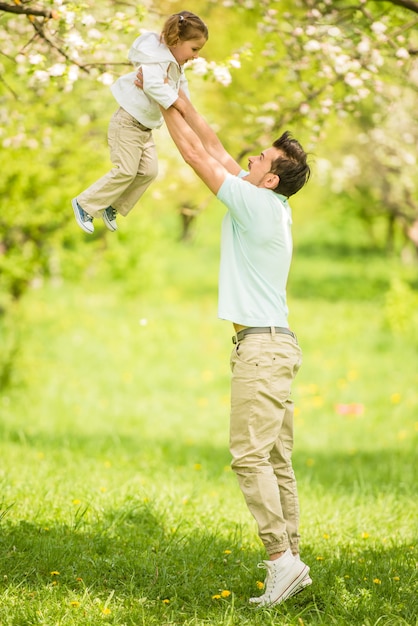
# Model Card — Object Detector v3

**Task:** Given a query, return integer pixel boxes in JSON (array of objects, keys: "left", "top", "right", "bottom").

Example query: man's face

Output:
[{"left": 244, "top": 146, "right": 282, "bottom": 187}]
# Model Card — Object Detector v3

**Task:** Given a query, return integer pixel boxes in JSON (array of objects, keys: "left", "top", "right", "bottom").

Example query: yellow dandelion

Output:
[
  {"left": 100, "top": 486, "right": 107, "bottom": 493},
  {"left": 194, "top": 463, "right": 202, "bottom": 471},
  {"left": 316, "top": 556, "right": 324, "bottom": 561},
  {"left": 390, "top": 392, "right": 401, "bottom": 404},
  {"left": 312, "top": 395, "right": 324, "bottom": 407},
  {"left": 373, "top": 578, "right": 381, "bottom": 585},
  {"left": 212, "top": 594, "right": 221, "bottom": 600},
  {"left": 323, "top": 533, "right": 330, "bottom": 540},
  {"left": 220, "top": 590, "right": 231, "bottom": 598},
  {"left": 102, "top": 607, "right": 111, "bottom": 615},
  {"left": 72, "top": 499, "right": 81, "bottom": 505},
  {"left": 362, "top": 532, "right": 369, "bottom": 539},
  {"left": 256, "top": 581, "right": 264, "bottom": 590},
  {"left": 76, "top": 577, "right": 83, "bottom": 582},
  {"left": 162, "top": 599, "right": 170, "bottom": 604},
  {"left": 51, "top": 581, "right": 58, "bottom": 586},
  {"left": 50, "top": 571, "right": 60, "bottom": 576},
  {"left": 347, "top": 369, "right": 358, "bottom": 381},
  {"left": 201, "top": 370, "right": 213, "bottom": 382},
  {"left": 70, "top": 601, "right": 80, "bottom": 608},
  {"left": 393, "top": 576, "right": 400, "bottom": 581},
  {"left": 223, "top": 549, "right": 232, "bottom": 555}
]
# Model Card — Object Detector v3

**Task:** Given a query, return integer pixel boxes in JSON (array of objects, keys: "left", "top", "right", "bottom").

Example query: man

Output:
[{"left": 160, "top": 94, "right": 311, "bottom": 606}]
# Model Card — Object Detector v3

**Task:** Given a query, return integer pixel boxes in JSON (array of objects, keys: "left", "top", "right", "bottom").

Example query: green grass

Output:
[{"left": 0, "top": 203, "right": 417, "bottom": 625}]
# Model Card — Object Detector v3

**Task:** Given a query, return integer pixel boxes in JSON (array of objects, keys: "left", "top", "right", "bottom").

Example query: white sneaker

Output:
[
  {"left": 102, "top": 206, "right": 118, "bottom": 231},
  {"left": 249, "top": 549, "right": 310, "bottom": 607},
  {"left": 72, "top": 198, "right": 94, "bottom": 234},
  {"left": 250, "top": 573, "right": 312, "bottom": 604}
]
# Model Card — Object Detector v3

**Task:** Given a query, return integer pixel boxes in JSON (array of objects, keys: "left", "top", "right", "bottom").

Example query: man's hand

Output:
[
  {"left": 134, "top": 66, "right": 145, "bottom": 89},
  {"left": 134, "top": 66, "right": 169, "bottom": 88}
]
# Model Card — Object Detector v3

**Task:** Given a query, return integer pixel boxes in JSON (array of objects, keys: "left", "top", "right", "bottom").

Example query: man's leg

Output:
[
  {"left": 229, "top": 333, "right": 309, "bottom": 605},
  {"left": 229, "top": 333, "right": 302, "bottom": 555},
  {"left": 269, "top": 398, "right": 300, "bottom": 555}
]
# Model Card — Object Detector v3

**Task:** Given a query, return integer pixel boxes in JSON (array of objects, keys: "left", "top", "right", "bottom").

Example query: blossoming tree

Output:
[{"left": 0, "top": 0, "right": 417, "bottom": 309}]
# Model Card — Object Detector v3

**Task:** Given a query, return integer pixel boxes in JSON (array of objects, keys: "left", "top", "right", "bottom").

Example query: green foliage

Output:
[{"left": 383, "top": 277, "right": 418, "bottom": 336}]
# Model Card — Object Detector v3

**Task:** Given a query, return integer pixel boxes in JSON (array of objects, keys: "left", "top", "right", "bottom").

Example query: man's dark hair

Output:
[{"left": 270, "top": 131, "right": 310, "bottom": 197}]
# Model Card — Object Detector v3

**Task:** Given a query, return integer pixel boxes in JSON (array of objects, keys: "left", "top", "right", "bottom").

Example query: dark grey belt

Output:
[
  {"left": 232, "top": 326, "right": 295, "bottom": 344},
  {"left": 138, "top": 121, "right": 152, "bottom": 132}
]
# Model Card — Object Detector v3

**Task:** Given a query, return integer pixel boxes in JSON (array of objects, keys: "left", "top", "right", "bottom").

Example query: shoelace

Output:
[
  {"left": 107, "top": 207, "right": 117, "bottom": 220},
  {"left": 82, "top": 210, "right": 93, "bottom": 223}
]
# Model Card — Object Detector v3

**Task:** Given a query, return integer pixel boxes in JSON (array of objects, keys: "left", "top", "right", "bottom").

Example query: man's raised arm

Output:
[
  {"left": 175, "top": 92, "right": 241, "bottom": 176},
  {"left": 161, "top": 105, "right": 229, "bottom": 196}
]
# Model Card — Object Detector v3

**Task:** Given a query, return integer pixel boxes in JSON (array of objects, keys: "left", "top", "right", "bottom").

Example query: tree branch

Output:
[
  {"left": 375, "top": 0, "right": 418, "bottom": 14},
  {"left": 0, "top": 2, "right": 56, "bottom": 18}
]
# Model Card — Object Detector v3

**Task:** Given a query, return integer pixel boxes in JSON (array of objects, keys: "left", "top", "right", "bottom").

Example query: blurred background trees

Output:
[{"left": 0, "top": 0, "right": 417, "bottom": 380}]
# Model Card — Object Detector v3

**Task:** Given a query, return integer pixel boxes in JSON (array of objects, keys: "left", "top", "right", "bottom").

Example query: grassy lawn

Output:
[{"left": 0, "top": 202, "right": 417, "bottom": 625}]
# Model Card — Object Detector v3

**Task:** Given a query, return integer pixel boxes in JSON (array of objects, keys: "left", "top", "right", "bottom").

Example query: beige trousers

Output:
[
  {"left": 229, "top": 330, "right": 303, "bottom": 556},
  {"left": 78, "top": 107, "right": 158, "bottom": 218}
]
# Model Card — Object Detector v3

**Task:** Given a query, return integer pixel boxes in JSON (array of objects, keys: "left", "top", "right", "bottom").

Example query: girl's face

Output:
[{"left": 169, "top": 35, "right": 207, "bottom": 65}]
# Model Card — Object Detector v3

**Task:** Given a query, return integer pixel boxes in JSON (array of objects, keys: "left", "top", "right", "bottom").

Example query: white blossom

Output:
[
  {"left": 396, "top": 48, "right": 409, "bottom": 60},
  {"left": 87, "top": 28, "right": 102, "bottom": 40},
  {"left": 81, "top": 14, "right": 96, "bottom": 27},
  {"left": 49, "top": 63, "right": 66, "bottom": 77},
  {"left": 66, "top": 32, "right": 88, "bottom": 50},
  {"left": 357, "top": 38, "right": 370, "bottom": 54},
  {"left": 29, "top": 53, "right": 44, "bottom": 65},
  {"left": 189, "top": 57, "right": 208, "bottom": 76},
  {"left": 229, "top": 58, "right": 241, "bottom": 69},
  {"left": 371, "top": 21, "right": 387, "bottom": 35},
  {"left": 97, "top": 72, "right": 114, "bottom": 86},
  {"left": 255, "top": 115, "right": 275, "bottom": 127},
  {"left": 328, "top": 27, "right": 341, "bottom": 38},
  {"left": 345, "top": 73, "right": 363, "bottom": 89},
  {"left": 64, "top": 11, "right": 76, "bottom": 26},
  {"left": 213, "top": 65, "right": 232, "bottom": 87},
  {"left": 304, "top": 40, "right": 321, "bottom": 52},
  {"left": 67, "top": 65, "right": 80, "bottom": 83},
  {"left": 32, "top": 70, "right": 50, "bottom": 84}
]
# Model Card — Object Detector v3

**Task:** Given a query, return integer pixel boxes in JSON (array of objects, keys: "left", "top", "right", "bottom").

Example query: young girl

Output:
[{"left": 72, "top": 11, "right": 208, "bottom": 233}]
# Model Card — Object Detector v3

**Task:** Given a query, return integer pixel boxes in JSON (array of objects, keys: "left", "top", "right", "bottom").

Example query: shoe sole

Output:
[
  {"left": 102, "top": 213, "right": 118, "bottom": 232},
  {"left": 250, "top": 573, "right": 312, "bottom": 605},
  {"left": 286, "top": 574, "right": 312, "bottom": 599},
  {"left": 259, "top": 564, "right": 310, "bottom": 607},
  {"left": 72, "top": 198, "right": 94, "bottom": 234}
]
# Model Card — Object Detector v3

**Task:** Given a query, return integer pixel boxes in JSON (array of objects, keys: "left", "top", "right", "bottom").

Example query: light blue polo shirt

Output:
[{"left": 216, "top": 172, "right": 293, "bottom": 327}]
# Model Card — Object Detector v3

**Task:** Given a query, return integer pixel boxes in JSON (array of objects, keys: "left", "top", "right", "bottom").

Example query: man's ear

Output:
[{"left": 264, "top": 173, "right": 280, "bottom": 190}]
